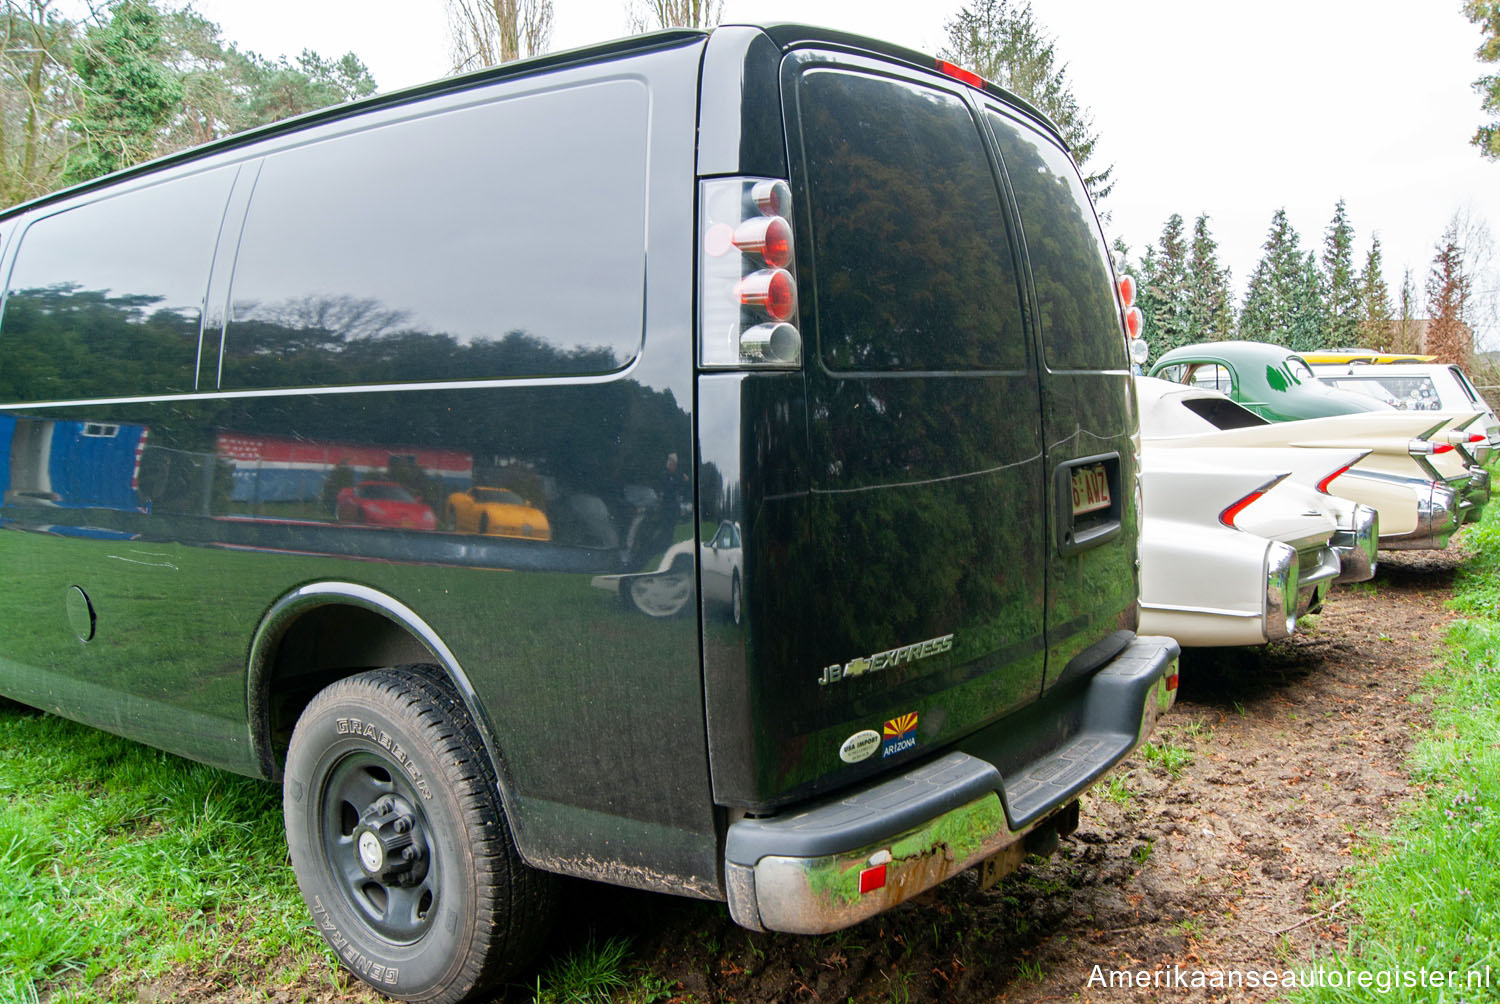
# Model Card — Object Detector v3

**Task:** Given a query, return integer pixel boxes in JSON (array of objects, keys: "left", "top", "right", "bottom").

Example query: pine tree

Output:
[
  {"left": 1320, "top": 199, "right": 1360, "bottom": 348},
  {"left": 63, "top": 0, "right": 182, "bottom": 185},
  {"left": 1425, "top": 222, "right": 1473, "bottom": 365},
  {"left": 941, "top": 0, "right": 1112, "bottom": 200},
  {"left": 1240, "top": 209, "right": 1316, "bottom": 347},
  {"left": 1289, "top": 252, "right": 1328, "bottom": 352},
  {"left": 1465, "top": 1, "right": 1500, "bottom": 159},
  {"left": 1185, "top": 213, "right": 1235, "bottom": 342},
  {"left": 1392, "top": 268, "right": 1421, "bottom": 353},
  {"left": 1140, "top": 214, "right": 1192, "bottom": 356},
  {"left": 1356, "top": 236, "right": 1395, "bottom": 350}
]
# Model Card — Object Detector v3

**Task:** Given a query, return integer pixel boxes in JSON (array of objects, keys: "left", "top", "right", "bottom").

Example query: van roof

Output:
[{"left": 0, "top": 23, "right": 1063, "bottom": 224}]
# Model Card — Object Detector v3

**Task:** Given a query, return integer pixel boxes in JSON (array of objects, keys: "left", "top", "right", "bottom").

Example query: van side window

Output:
[
  {"left": 985, "top": 110, "right": 1125, "bottom": 372},
  {"left": 220, "top": 80, "right": 650, "bottom": 390},
  {"left": 796, "top": 69, "right": 1026, "bottom": 372},
  {"left": 0, "top": 168, "right": 234, "bottom": 403}
]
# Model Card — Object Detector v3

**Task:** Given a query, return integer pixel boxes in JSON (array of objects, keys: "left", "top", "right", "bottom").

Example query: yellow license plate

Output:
[{"left": 1071, "top": 464, "right": 1111, "bottom": 516}]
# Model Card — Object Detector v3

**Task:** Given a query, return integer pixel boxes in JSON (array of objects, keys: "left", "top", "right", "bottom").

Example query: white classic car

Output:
[
  {"left": 1310, "top": 361, "right": 1497, "bottom": 465},
  {"left": 590, "top": 520, "right": 743, "bottom": 623},
  {"left": 1138, "top": 447, "right": 1357, "bottom": 647},
  {"left": 1137, "top": 377, "right": 1491, "bottom": 550}
]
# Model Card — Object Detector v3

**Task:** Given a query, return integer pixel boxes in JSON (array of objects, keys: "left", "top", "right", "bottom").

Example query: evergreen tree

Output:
[
  {"left": 1185, "top": 212, "right": 1235, "bottom": 341},
  {"left": 1290, "top": 251, "right": 1327, "bottom": 352},
  {"left": 1356, "top": 236, "right": 1395, "bottom": 350},
  {"left": 1320, "top": 199, "right": 1360, "bottom": 347},
  {"left": 1393, "top": 267, "right": 1421, "bottom": 353},
  {"left": 1141, "top": 213, "right": 1192, "bottom": 355},
  {"left": 941, "top": 0, "right": 1112, "bottom": 200},
  {"left": 63, "top": 0, "right": 181, "bottom": 185},
  {"left": 1134, "top": 241, "right": 1164, "bottom": 352},
  {"left": 1426, "top": 222, "right": 1473, "bottom": 365},
  {"left": 1240, "top": 209, "right": 1314, "bottom": 347},
  {"left": 1465, "top": 1, "right": 1500, "bottom": 159}
]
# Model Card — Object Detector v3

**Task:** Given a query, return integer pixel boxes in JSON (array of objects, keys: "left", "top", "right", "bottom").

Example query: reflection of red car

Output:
[{"left": 335, "top": 481, "right": 437, "bottom": 529}]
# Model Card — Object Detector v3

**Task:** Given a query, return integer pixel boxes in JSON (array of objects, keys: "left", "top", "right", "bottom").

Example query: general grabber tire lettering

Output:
[{"left": 283, "top": 665, "right": 555, "bottom": 1003}]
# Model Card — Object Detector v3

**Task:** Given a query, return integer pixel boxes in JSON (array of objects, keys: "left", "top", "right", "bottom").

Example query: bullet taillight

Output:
[{"left": 700, "top": 177, "right": 803, "bottom": 368}]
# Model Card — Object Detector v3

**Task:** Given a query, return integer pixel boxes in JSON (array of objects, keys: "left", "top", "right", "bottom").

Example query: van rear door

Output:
[
  {"left": 745, "top": 51, "right": 1048, "bottom": 806},
  {"left": 980, "top": 105, "right": 1139, "bottom": 689}
]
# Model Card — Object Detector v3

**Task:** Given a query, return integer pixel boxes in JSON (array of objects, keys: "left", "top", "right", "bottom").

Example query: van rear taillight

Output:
[
  {"left": 700, "top": 177, "right": 803, "bottom": 368},
  {"left": 737, "top": 269, "right": 796, "bottom": 320},
  {"left": 733, "top": 216, "right": 793, "bottom": 267}
]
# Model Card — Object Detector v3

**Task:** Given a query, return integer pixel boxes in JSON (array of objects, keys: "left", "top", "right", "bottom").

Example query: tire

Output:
[
  {"left": 477, "top": 513, "right": 489, "bottom": 536},
  {"left": 730, "top": 571, "right": 743, "bottom": 626},
  {"left": 283, "top": 666, "right": 553, "bottom": 1003}
]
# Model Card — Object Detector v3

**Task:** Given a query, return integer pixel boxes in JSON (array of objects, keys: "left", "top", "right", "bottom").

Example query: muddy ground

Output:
[{"left": 540, "top": 547, "right": 1464, "bottom": 1004}]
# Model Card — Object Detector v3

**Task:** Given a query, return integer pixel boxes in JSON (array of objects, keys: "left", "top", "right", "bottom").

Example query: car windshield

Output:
[
  {"left": 474, "top": 488, "right": 525, "bottom": 505},
  {"left": 358, "top": 483, "right": 415, "bottom": 501}
]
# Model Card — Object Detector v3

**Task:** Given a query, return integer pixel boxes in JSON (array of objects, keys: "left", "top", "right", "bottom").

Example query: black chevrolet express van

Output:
[{"left": 0, "top": 23, "right": 1178, "bottom": 1002}]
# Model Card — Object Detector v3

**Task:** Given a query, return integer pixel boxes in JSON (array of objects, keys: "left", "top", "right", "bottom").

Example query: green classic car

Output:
[{"left": 1148, "top": 340, "right": 1391, "bottom": 422}]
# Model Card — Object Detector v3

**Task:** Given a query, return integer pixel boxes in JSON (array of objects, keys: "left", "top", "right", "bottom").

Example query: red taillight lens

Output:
[
  {"left": 701, "top": 177, "right": 803, "bottom": 368},
  {"left": 1220, "top": 490, "right": 1266, "bottom": 528},
  {"left": 739, "top": 269, "right": 796, "bottom": 321},
  {"left": 1316, "top": 462, "right": 1355, "bottom": 495},
  {"left": 1469, "top": 433, "right": 1486, "bottom": 443},
  {"left": 859, "top": 863, "right": 888, "bottom": 894},
  {"left": 1433, "top": 443, "right": 1455, "bottom": 454},
  {"left": 733, "top": 216, "right": 793, "bottom": 268},
  {"left": 1124, "top": 306, "right": 1145, "bottom": 340},
  {"left": 936, "top": 60, "right": 985, "bottom": 89},
  {"left": 1165, "top": 672, "right": 1179, "bottom": 691},
  {"left": 1117, "top": 274, "right": 1137, "bottom": 307}
]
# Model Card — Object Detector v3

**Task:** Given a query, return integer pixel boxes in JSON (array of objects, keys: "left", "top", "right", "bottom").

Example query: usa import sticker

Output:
[{"left": 839, "top": 730, "right": 881, "bottom": 763}]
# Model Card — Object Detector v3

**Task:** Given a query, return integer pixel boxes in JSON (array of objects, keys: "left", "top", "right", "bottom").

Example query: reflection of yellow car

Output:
[
  {"left": 1301, "top": 350, "right": 1434, "bottom": 364},
  {"left": 445, "top": 487, "right": 551, "bottom": 540}
]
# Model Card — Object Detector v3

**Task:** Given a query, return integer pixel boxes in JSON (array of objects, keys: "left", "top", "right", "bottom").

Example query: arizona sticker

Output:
[{"left": 881, "top": 712, "right": 918, "bottom": 758}]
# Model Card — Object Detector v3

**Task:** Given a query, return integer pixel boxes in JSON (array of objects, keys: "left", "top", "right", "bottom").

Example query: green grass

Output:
[
  {"left": 1294, "top": 503, "right": 1500, "bottom": 1002},
  {"left": 1138, "top": 738, "right": 1194, "bottom": 778},
  {"left": 530, "top": 935, "right": 673, "bottom": 1004},
  {"left": 0, "top": 706, "right": 373, "bottom": 1004}
]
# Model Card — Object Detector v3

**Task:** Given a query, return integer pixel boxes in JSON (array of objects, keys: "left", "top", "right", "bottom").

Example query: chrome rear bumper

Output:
[
  {"left": 1381, "top": 483, "right": 1459, "bottom": 551},
  {"left": 722, "top": 635, "right": 1180, "bottom": 934},
  {"left": 1330, "top": 503, "right": 1379, "bottom": 584}
]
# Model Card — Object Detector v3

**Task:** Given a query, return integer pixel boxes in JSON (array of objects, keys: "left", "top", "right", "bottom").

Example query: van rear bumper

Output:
[{"left": 722, "top": 635, "right": 1180, "bottom": 934}]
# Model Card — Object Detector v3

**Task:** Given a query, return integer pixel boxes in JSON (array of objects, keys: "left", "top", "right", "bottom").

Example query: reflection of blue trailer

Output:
[{"left": 0, "top": 416, "right": 149, "bottom": 513}]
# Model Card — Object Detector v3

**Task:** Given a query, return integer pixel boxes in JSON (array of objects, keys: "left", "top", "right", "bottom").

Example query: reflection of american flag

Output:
[
  {"left": 213, "top": 432, "right": 472, "bottom": 479},
  {"left": 216, "top": 434, "right": 264, "bottom": 462}
]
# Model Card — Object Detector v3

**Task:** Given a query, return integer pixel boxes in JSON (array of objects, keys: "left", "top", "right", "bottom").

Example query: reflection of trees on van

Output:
[
  {"left": 0, "top": 283, "right": 202, "bottom": 402},
  {"left": 984, "top": 111, "right": 1124, "bottom": 371},
  {"left": 798, "top": 79, "right": 1025, "bottom": 373},
  {"left": 222, "top": 294, "right": 621, "bottom": 388},
  {"left": 214, "top": 302, "right": 690, "bottom": 562}
]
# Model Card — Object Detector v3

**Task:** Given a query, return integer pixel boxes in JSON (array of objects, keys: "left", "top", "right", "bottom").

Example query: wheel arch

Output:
[{"left": 247, "top": 582, "right": 516, "bottom": 813}]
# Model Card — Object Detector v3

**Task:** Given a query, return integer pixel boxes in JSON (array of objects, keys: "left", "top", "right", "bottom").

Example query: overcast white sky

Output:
[{"left": 185, "top": 0, "right": 1500, "bottom": 345}]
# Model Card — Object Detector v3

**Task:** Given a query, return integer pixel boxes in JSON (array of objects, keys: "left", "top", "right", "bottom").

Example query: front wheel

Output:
[{"left": 283, "top": 667, "right": 553, "bottom": 1002}]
